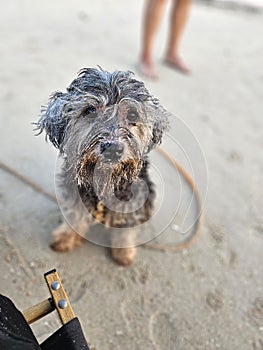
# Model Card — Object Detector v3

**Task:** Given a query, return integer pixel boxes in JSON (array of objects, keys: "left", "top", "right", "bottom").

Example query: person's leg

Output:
[
  {"left": 140, "top": 0, "right": 167, "bottom": 79},
  {"left": 164, "top": 0, "right": 192, "bottom": 74}
]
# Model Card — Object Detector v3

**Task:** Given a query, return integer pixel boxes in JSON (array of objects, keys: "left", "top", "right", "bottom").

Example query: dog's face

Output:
[{"left": 37, "top": 68, "right": 169, "bottom": 195}]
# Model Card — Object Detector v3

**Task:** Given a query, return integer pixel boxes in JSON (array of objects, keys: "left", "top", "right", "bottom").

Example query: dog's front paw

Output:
[
  {"left": 50, "top": 224, "right": 84, "bottom": 252},
  {"left": 111, "top": 247, "right": 136, "bottom": 266}
]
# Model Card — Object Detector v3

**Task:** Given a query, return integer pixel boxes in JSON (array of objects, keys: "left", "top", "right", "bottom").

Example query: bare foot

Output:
[
  {"left": 139, "top": 60, "right": 159, "bottom": 80},
  {"left": 50, "top": 223, "right": 85, "bottom": 252},
  {"left": 111, "top": 247, "right": 137, "bottom": 266},
  {"left": 164, "top": 55, "right": 191, "bottom": 74}
]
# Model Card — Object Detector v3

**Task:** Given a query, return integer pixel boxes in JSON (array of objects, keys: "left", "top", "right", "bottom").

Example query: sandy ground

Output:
[{"left": 0, "top": 1, "right": 263, "bottom": 349}]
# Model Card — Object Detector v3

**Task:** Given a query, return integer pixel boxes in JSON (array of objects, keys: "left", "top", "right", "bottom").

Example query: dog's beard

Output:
[{"left": 77, "top": 153, "right": 143, "bottom": 200}]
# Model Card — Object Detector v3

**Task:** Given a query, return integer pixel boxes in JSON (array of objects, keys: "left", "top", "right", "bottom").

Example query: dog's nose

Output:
[{"left": 100, "top": 142, "right": 124, "bottom": 161}]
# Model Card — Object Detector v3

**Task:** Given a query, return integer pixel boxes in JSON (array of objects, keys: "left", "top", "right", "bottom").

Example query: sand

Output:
[{"left": 0, "top": 1, "right": 263, "bottom": 349}]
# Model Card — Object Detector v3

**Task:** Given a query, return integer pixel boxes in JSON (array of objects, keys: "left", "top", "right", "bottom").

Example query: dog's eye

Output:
[
  {"left": 81, "top": 106, "right": 97, "bottom": 120},
  {"left": 127, "top": 110, "right": 139, "bottom": 125}
]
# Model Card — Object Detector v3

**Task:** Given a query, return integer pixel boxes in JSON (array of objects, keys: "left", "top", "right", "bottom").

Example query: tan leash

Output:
[
  {"left": 143, "top": 146, "right": 203, "bottom": 252},
  {"left": 0, "top": 161, "right": 57, "bottom": 203}
]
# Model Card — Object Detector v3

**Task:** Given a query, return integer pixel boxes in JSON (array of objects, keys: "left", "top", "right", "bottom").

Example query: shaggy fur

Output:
[{"left": 36, "top": 68, "right": 169, "bottom": 265}]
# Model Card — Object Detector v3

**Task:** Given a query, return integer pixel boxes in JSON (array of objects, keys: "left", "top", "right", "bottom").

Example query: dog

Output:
[{"left": 36, "top": 68, "right": 169, "bottom": 265}]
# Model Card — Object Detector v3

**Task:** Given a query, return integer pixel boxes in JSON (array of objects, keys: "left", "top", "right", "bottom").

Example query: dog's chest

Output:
[{"left": 78, "top": 186, "right": 153, "bottom": 228}]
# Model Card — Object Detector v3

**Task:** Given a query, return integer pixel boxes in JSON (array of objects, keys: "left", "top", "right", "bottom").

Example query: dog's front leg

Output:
[
  {"left": 111, "top": 246, "right": 137, "bottom": 266},
  {"left": 110, "top": 227, "right": 137, "bottom": 266},
  {"left": 51, "top": 222, "right": 86, "bottom": 252},
  {"left": 51, "top": 216, "right": 90, "bottom": 252},
  {"left": 51, "top": 180, "right": 91, "bottom": 252}
]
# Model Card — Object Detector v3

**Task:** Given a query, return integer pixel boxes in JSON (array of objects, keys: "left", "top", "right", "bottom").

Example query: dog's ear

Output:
[
  {"left": 148, "top": 107, "right": 170, "bottom": 151},
  {"left": 36, "top": 92, "right": 70, "bottom": 149},
  {"left": 152, "top": 114, "right": 168, "bottom": 145}
]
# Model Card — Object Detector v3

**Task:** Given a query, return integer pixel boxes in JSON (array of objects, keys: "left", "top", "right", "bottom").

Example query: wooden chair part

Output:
[{"left": 22, "top": 269, "right": 75, "bottom": 325}]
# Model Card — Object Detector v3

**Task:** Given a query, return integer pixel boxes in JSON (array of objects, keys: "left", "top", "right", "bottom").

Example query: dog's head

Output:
[{"left": 36, "top": 68, "right": 169, "bottom": 194}]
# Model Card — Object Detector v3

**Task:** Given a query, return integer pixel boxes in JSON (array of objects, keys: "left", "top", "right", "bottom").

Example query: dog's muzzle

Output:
[{"left": 100, "top": 141, "right": 124, "bottom": 162}]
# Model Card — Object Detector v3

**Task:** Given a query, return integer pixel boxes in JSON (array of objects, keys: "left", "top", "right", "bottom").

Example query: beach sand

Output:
[{"left": 0, "top": 1, "right": 262, "bottom": 349}]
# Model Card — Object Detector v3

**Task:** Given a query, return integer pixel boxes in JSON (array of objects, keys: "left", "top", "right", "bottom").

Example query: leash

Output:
[
  {"left": 143, "top": 146, "right": 203, "bottom": 252},
  {"left": 0, "top": 148, "right": 202, "bottom": 252},
  {"left": 0, "top": 161, "right": 57, "bottom": 203}
]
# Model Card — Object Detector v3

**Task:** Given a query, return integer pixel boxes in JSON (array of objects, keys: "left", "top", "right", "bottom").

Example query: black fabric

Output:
[
  {"left": 0, "top": 294, "right": 90, "bottom": 350},
  {"left": 41, "top": 318, "right": 90, "bottom": 350},
  {"left": 0, "top": 294, "right": 41, "bottom": 350}
]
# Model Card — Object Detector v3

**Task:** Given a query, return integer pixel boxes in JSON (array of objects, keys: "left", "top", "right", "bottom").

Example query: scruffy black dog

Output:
[{"left": 37, "top": 68, "right": 169, "bottom": 265}]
